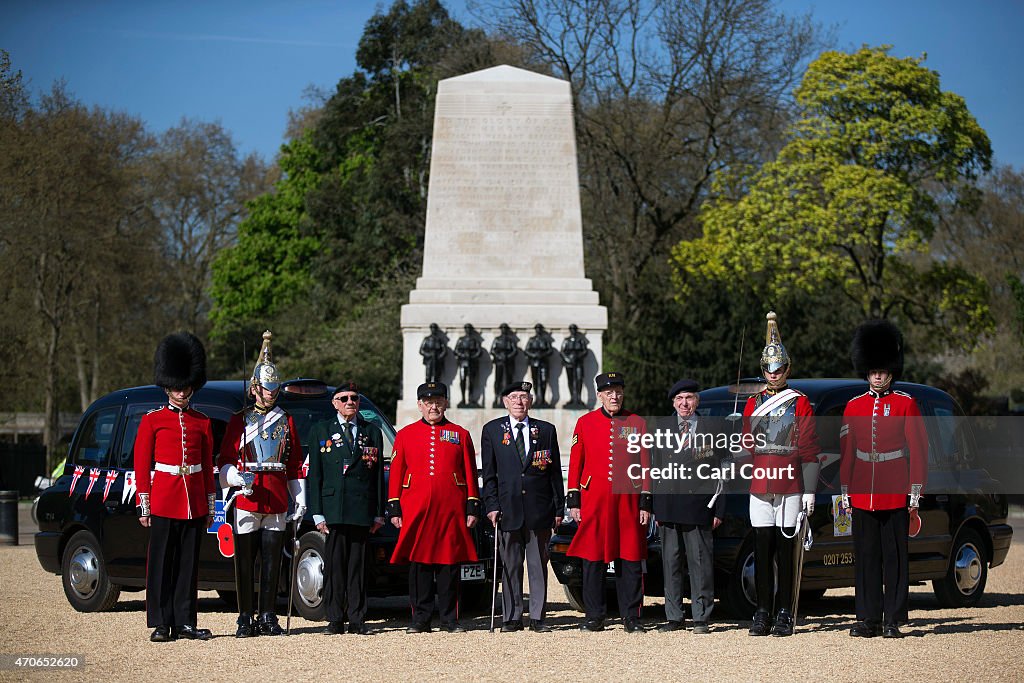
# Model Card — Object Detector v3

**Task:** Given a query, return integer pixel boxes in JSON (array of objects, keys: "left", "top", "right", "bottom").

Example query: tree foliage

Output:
[{"left": 674, "top": 46, "right": 994, "bottom": 351}]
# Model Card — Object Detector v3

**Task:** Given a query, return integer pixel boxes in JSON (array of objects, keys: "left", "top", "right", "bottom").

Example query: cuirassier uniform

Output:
[
  {"left": 134, "top": 332, "right": 215, "bottom": 642},
  {"left": 307, "top": 383, "right": 385, "bottom": 634},
  {"left": 840, "top": 320, "right": 927, "bottom": 638},
  {"left": 481, "top": 382, "right": 565, "bottom": 631},
  {"left": 743, "top": 312, "right": 820, "bottom": 637},
  {"left": 217, "top": 331, "right": 306, "bottom": 637},
  {"left": 566, "top": 373, "right": 652, "bottom": 629},
  {"left": 386, "top": 383, "right": 481, "bottom": 632}
]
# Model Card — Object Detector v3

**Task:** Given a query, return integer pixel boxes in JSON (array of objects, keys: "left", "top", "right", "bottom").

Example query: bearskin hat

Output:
[
  {"left": 154, "top": 332, "right": 207, "bottom": 391},
  {"left": 851, "top": 319, "right": 904, "bottom": 381}
]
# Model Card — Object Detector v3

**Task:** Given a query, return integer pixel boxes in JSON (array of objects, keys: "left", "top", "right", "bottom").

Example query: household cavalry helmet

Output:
[
  {"left": 760, "top": 311, "right": 792, "bottom": 375},
  {"left": 250, "top": 330, "right": 281, "bottom": 392}
]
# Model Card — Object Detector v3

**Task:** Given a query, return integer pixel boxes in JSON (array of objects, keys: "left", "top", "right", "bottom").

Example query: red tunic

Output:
[
  {"left": 218, "top": 409, "right": 305, "bottom": 515},
  {"left": 840, "top": 389, "right": 928, "bottom": 510},
  {"left": 388, "top": 418, "right": 480, "bottom": 565},
  {"left": 133, "top": 405, "right": 215, "bottom": 519},
  {"left": 566, "top": 408, "right": 651, "bottom": 563},
  {"left": 742, "top": 389, "right": 820, "bottom": 495}
]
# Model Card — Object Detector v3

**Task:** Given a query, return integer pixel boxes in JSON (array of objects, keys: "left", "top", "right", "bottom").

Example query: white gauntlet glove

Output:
[
  {"left": 801, "top": 493, "right": 815, "bottom": 514},
  {"left": 288, "top": 478, "right": 307, "bottom": 521},
  {"left": 220, "top": 464, "right": 245, "bottom": 489},
  {"left": 840, "top": 485, "right": 850, "bottom": 510}
]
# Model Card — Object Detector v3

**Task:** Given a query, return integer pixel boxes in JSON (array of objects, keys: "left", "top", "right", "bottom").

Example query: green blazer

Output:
[{"left": 307, "top": 415, "right": 385, "bottom": 527}]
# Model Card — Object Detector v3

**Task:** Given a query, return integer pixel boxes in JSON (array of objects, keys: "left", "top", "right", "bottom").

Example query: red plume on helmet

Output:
[
  {"left": 153, "top": 332, "right": 208, "bottom": 391},
  {"left": 851, "top": 320, "right": 904, "bottom": 382}
]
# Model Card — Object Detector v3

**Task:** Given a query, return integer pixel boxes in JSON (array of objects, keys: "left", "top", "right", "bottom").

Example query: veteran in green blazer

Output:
[{"left": 307, "top": 381, "right": 386, "bottom": 635}]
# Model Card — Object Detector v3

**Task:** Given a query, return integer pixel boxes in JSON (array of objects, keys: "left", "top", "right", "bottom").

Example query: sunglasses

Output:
[{"left": 333, "top": 394, "right": 359, "bottom": 403}]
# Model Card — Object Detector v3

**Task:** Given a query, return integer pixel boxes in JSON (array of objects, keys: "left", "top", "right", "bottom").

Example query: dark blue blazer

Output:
[{"left": 481, "top": 415, "right": 565, "bottom": 532}]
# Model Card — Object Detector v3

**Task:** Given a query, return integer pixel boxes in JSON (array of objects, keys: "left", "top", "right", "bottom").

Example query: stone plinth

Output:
[{"left": 398, "top": 65, "right": 607, "bottom": 453}]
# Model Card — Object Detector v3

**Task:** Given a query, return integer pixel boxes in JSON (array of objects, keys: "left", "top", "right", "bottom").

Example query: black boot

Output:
[
  {"left": 258, "top": 529, "right": 286, "bottom": 618},
  {"left": 233, "top": 526, "right": 258, "bottom": 621},
  {"left": 235, "top": 613, "right": 256, "bottom": 638},
  {"left": 749, "top": 609, "right": 772, "bottom": 636},
  {"left": 258, "top": 612, "right": 284, "bottom": 636},
  {"left": 771, "top": 608, "right": 794, "bottom": 636}
]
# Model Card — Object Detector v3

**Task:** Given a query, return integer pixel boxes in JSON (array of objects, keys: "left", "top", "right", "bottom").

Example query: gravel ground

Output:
[{"left": 2, "top": 522, "right": 1023, "bottom": 682}]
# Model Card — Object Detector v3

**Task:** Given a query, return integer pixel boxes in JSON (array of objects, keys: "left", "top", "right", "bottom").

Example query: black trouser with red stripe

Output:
[
  {"left": 408, "top": 563, "right": 460, "bottom": 626},
  {"left": 852, "top": 507, "right": 909, "bottom": 625},
  {"left": 146, "top": 516, "right": 204, "bottom": 628},
  {"left": 582, "top": 559, "right": 643, "bottom": 621}
]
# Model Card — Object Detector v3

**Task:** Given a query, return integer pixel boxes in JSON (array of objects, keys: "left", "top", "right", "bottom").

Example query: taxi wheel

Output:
[
  {"left": 62, "top": 530, "right": 120, "bottom": 612},
  {"left": 721, "top": 538, "right": 759, "bottom": 617},
  {"left": 563, "top": 584, "right": 586, "bottom": 612},
  {"left": 933, "top": 528, "right": 988, "bottom": 607},
  {"left": 292, "top": 531, "right": 327, "bottom": 621}
]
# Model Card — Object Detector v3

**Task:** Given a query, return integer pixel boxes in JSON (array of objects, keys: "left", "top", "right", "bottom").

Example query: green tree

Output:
[{"left": 674, "top": 46, "right": 993, "bottom": 350}]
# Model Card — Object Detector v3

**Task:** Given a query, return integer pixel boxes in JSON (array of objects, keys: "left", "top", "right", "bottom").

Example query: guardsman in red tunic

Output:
[
  {"left": 742, "top": 312, "right": 820, "bottom": 637},
  {"left": 134, "top": 332, "right": 216, "bottom": 643},
  {"left": 218, "top": 331, "right": 306, "bottom": 637},
  {"left": 840, "top": 320, "right": 927, "bottom": 639},
  {"left": 566, "top": 372, "right": 652, "bottom": 633},
  {"left": 386, "top": 382, "right": 481, "bottom": 633}
]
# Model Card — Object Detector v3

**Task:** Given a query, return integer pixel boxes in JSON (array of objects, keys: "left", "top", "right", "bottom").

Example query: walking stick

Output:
[
  {"left": 285, "top": 518, "right": 300, "bottom": 635},
  {"left": 489, "top": 513, "right": 501, "bottom": 633}
]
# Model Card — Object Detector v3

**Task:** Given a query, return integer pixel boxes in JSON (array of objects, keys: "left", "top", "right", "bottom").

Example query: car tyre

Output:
[
  {"left": 721, "top": 537, "right": 759, "bottom": 618},
  {"left": 562, "top": 584, "right": 585, "bottom": 612},
  {"left": 933, "top": 528, "right": 988, "bottom": 607},
  {"left": 292, "top": 531, "right": 327, "bottom": 621},
  {"left": 62, "top": 530, "right": 120, "bottom": 612}
]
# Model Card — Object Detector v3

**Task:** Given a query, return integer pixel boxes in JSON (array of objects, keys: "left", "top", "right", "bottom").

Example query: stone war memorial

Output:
[{"left": 398, "top": 65, "right": 607, "bottom": 449}]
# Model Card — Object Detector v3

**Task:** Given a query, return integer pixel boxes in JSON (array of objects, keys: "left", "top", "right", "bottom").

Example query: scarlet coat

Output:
[
  {"left": 218, "top": 408, "right": 305, "bottom": 515},
  {"left": 840, "top": 389, "right": 928, "bottom": 510},
  {"left": 566, "top": 408, "right": 651, "bottom": 563},
  {"left": 742, "top": 388, "right": 820, "bottom": 495},
  {"left": 133, "top": 405, "right": 215, "bottom": 519},
  {"left": 387, "top": 418, "right": 480, "bottom": 565}
]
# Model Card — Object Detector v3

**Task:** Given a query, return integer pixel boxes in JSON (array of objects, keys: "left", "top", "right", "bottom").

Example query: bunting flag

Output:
[
  {"left": 84, "top": 468, "right": 102, "bottom": 498},
  {"left": 68, "top": 465, "right": 85, "bottom": 497},
  {"left": 102, "top": 470, "right": 119, "bottom": 502},
  {"left": 122, "top": 470, "right": 137, "bottom": 505}
]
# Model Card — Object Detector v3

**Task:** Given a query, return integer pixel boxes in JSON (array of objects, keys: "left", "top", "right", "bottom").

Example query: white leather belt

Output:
[
  {"left": 155, "top": 462, "right": 203, "bottom": 476},
  {"left": 243, "top": 462, "right": 286, "bottom": 472},
  {"left": 856, "top": 448, "right": 904, "bottom": 463}
]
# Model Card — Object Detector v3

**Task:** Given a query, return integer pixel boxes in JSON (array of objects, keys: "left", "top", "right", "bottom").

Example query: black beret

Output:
[
  {"left": 332, "top": 380, "right": 359, "bottom": 398},
  {"left": 501, "top": 381, "right": 533, "bottom": 397},
  {"left": 595, "top": 372, "right": 625, "bottom": 391},
  {"left": 667, "top": 378, "right": 700, "bottom": 400},
  {"left": 417, "top": 382, "right": 448, "bottom": 399}
]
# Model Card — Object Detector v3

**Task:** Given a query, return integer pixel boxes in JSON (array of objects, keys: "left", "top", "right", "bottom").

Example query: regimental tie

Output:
[{"left": 515, "top": 423, "right": 527, "bottom": 468}]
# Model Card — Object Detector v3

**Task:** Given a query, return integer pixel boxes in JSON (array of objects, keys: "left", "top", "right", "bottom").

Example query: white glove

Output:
[
  {"left": 840, "top": 485, "right": 850, "bottom": 510},
  {"left": 287, "top": 478, "right": 307, "bottom": 522},
  {"left": 221, "top": 464, "right": 245, "bottom": 488},
  {"left": 290, "top": 505, "right": 307, "bottom": 522},
  {"left": 801, "top": 493, "right": 815, "bottom": 514}
]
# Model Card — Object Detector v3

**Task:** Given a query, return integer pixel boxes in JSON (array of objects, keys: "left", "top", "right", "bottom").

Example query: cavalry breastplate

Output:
[
  {"left": 752, "top": 394, "right": 798, "bottom": 451},
  {"left": 242, "top": 408, "right": 289, "bottom": 464}
]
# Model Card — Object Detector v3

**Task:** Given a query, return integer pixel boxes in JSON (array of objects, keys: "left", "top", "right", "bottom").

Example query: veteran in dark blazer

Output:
[
  {"left": 481, "top": 381, "right": 565, "bottom": 633},
  {"left": 307, "top": 381, "right": 386, "bottom": 635}
]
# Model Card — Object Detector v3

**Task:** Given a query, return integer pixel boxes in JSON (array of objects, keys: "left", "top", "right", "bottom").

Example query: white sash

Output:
[{"left": 749, "top": 388, "right": 799, "bottom": 430}]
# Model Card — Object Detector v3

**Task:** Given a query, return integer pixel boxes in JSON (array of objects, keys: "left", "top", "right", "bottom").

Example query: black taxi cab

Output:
[
  {"left": 34, "top": 379, "right": 496, "bottom": 617},
  {"left": 548, "top": 379, "right": 1013, "bottom": 615}
]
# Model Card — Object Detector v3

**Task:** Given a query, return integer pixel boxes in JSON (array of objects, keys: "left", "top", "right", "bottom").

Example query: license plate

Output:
[
  {"left": 606, "top": 561, "right": 615, "bottom": 574},
  {"left": 461, "top": 563, "right": 485, "bottom": 581}
]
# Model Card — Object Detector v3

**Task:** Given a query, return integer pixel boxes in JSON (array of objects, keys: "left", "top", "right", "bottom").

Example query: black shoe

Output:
[
  {"left": 748, "top": 609, "right": 772, "bottom": 636},
  {"left": 439, "top": 622, "right": 467, "bottom": 633},
  {"left": 236, "top": 614, "right": 257, "bottom": 638},
  {"left": 580, "top": 618, "right": 605, "bottom": 632},
  {"left": 529, "top": 620, "right": 552, "bottom": 633},
  {"left": 500, "top": 621, "right": 523, "bottom": 633},
  {"left": 150, "top": 626, "right": 174, "bottom": 643},
  {"left": 321, "top": 621, "right": 345, "bottom": 635},
  {"left": 771, "top": 608, "right": 794, "bottom": 637},
  {"left": 176, "top": 625, "right": 212, "bottom": 641},
  {"left": 257, "top": 613, "right": 283, "bottom": 636},
  {"left": 658, "top": 620, "right": 685, "bottom": 632},
  {"left": 692, "top": 622, "right": 710, "bottom": 635},
  {"left": 882, "top": 623, "right": 904, "bottom": 639},
  {"left": 623, "top": 617, "right": 646, "bottom": 633},
  {"left": 406, "top": 622, "right": 431, "bottom": 634},
  {"left": 850, "top": 621, "right": 882, "bottom": 638},
  {"left": 348, "top": 623, "right": 372, "bottom": 635}
]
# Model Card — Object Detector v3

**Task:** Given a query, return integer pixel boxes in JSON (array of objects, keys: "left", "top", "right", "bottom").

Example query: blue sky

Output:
[{"left": 4, "top": 0, "right": 1022, "bottom": 168}]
